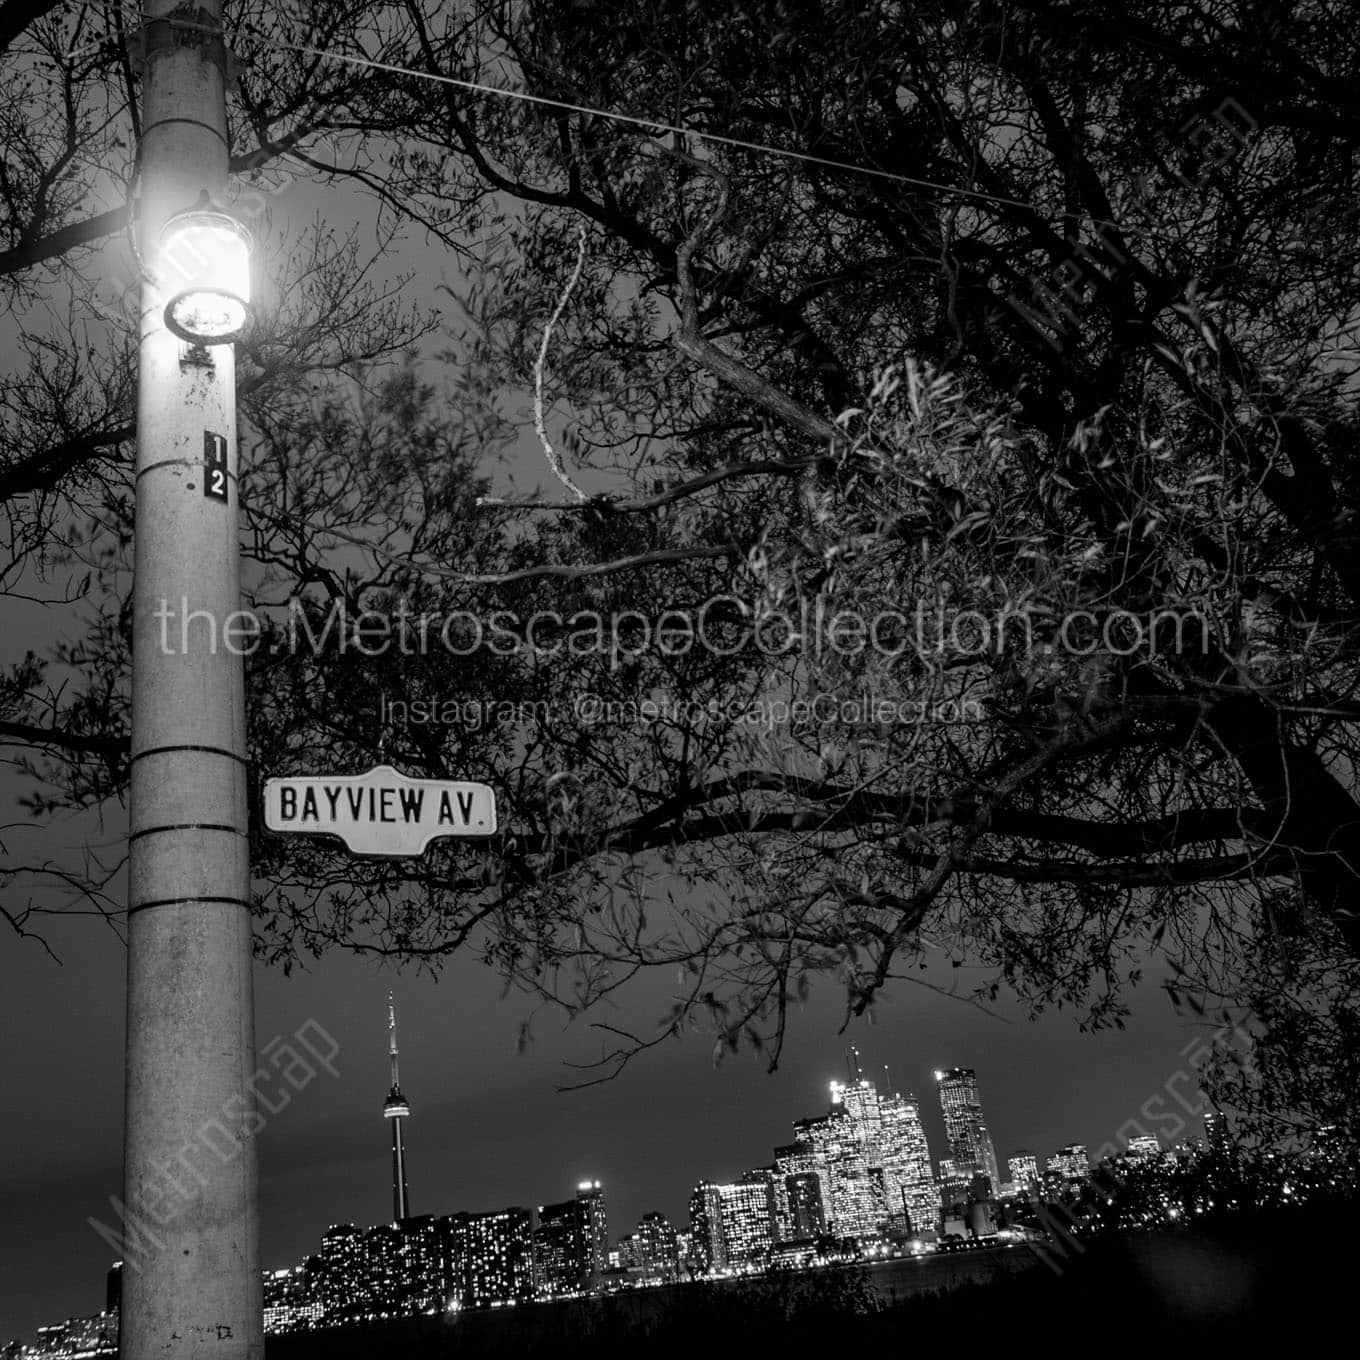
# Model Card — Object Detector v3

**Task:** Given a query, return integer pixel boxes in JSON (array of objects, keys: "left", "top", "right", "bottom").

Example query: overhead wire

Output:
[{"left": 57, "top": 2, "right": 1045, "bottom": 217}]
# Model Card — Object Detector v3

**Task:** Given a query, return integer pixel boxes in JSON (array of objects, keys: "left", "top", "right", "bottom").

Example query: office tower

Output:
[
  {"left": 451, "top": 1208, "right": 535, "bottom": 1307},
  {"left": 689, "top": 1181, "right": 726, "bottom": 1273},
  {"left": 383, "top": 994, "right": 412, "bottom": 1222},
  {"left": 833, "top": 1077, "right": 884, "bottom": 1231},
  {"left": 878, "top": 1086, "right": 937, "bottom": 1238},
  {"left": 715, "top": 1177, "right": 776, "bottom": 1267},
  {"left": 106, "top": 1262, "right": 122, "bottom": 1314},
  {"left": 782, "top": 1062, "right": 935, "bottom": 1241},
  {"left": 775, "top": 1137, "right": 834, "bottom": 1234},
  {"left": 1127, "top": 1134, "right": 1161, "bottom": 1161},
  {"left": 1047, "top": 1143, "right": 1090, "bottom": 1183},
  {"left": 783, "top": 1172, "right": 826, "bottom": 1239},
  {"left": 935, "top": 1068, "right": 1001, "bottom": 1194},
  {"left": 804, "top": 1085, "right": 887, "bottom": 1239},
  {"left": 576, "top": 1180, "right": 608, "bottom": 1290},
  {"left": 937, "top": 1158, "right": 971, "bottom": 1209},
  {"left": 1008, "top": 1150, "right": 1041, "bottom": 1193}
]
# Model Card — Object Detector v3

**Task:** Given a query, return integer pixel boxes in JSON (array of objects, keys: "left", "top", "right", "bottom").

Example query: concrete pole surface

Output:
[{"left": 124, "top": 2, "right": 261, "bottom": 1356}]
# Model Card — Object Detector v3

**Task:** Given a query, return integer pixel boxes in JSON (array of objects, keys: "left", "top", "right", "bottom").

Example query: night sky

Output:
[{"left": 0, "top": 154, "right": 1214, "bottom": 1349}]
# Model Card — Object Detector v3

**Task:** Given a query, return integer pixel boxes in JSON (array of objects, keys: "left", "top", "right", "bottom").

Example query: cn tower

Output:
[{"left": 383, "top": 993, "right": 411, "bottom": 1221}]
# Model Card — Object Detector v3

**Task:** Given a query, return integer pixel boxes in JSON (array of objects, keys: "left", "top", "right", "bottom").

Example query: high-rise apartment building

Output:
[
  {"left": 531, "top": 1183, "right": 607, "bottom": 1297},
  {"left": 451, "top": 1208, "right": 535, "bottom": 1307},
  {"left": 397, "top": 1215, "right": 447, "bottom": 1312},
  {"left": 575, "top": 1181, "right": 608, "bottom": 1290},
  {"left": 633, "top": 1211, "right": 681, "bottom": 1283},
  {"left": 317, "top": 1224, "right": 367, "bottom": 1322},
  {"left": 689, "top": 1181, "right": 725, "bottom": 1273},
  {"left": 935, "top": 1068, "right": 1001, "bottom": 1194},
  {"left": 532, "top": 1198, "right": 584, "bottom": 1297},
  {"left": 364, "top": 1222, "right": 407, "bottom": 1317},
  {"left": 263, "top": 1265, "right": 324, "bottom": 1333}
]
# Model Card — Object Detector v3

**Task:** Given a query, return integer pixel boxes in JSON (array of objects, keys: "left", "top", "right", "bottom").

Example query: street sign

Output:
[{"left": 262, "top": 764, "right": 497, "bottom": 857}]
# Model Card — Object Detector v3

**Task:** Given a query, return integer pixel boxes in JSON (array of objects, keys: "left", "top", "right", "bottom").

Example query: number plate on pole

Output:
[{"left": 204, "top": 430, "right": 229, "bottom": 502}]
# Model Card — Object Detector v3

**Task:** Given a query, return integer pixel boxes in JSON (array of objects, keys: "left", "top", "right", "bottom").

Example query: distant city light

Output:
[{"left": 14, "top": 1055, "right": 1342, "bottom": 1355}]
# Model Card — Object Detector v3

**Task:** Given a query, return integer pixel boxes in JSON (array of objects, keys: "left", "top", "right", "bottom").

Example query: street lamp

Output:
[{"left": 159, "top": 190, "right": 252, "bottom": 344}]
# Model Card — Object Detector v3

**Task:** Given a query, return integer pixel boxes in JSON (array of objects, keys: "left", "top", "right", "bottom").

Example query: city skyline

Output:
[
  {"left": 6, "top": 1033, "right": 1218, "bottom": 1354},
  {"left": 0, "top": 927, "right": 1214, "bottom": 1345}
]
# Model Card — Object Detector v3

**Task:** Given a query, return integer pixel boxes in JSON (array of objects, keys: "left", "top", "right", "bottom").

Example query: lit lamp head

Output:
[{"left": 159, "top": 191, "right": 252, "bottom": 345}]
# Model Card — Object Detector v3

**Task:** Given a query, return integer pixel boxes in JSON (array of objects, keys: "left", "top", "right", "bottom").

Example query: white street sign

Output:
[{"left": 263, "top": 764, "right": 497, "bottom": 857}]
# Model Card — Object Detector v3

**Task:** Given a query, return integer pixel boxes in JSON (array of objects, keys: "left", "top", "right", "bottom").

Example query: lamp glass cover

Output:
[{"left": 159, "top": 211, "right": 252, "bottom": 344}]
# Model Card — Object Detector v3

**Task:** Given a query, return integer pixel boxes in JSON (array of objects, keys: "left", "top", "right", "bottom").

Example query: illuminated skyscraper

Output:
[
  {"left": 776, "top": 1136, "right": 833, "bottom": 1234},
  {"left": 820, "top": 1081, "right": 888, "bottom": 1238},
  {"left": 687, "top": 1176, "right": 777, "bottom": 1272},
  {"left": 717, "top": 1177, "right": 777, "bottom": 1268},
  {"left": 784, "top": 1061, "right": 936, "bottom": 1241},
  {"left": 262, "top": 1265, "right": 323, "bottom": 1334},
  {"left": 452, "top": 1208, "right": 535, "bottom": 1306},
  {"left": 532, "top": 1198, "right": 583, "bottom": 1297},
  {"left": 1127, "top": 1134, "right": 1161, "bottom": 1161},
  {"left": 1047, "top": 1143, "right": 1090, "bottom": 1185},
  {"left": 383, "top": 994, "right": 412, "bottom": 1222},
  {"left": 937, "top": 1157, "right": 971, "bottom": 1210},
  {"left": 532, "top": 1182, "right": 607, "bottom": 1296},
  {"left": 363, "top": 1223, "right": 405, "bottom": 1318},
  {"left": 317, "top": 1224, "right": 366, "bottom": 1323},
  {"left": 397, "top": 1215, "right": 447, "bottom": 1313},
  {"left": 878, "top": 1085, "right": 937, "bottom": 1237},
  {"left": 935, "top": 1068, "right": 1001, "bottom": 1195},
  {"left": 575, "top": 1180, "right": 608, "bottom": 1290},
  {"left": 633, "top": 1211, "right": 681, "bottom": 1283},
  {"left": 26, "top": 1314, "right": 119, "bottom": 1358},
  {"left": 689, "top": 1181, "right": 725, "bottom": 1273},
  {"left": 783, "top": 1172, "right": 826, "bottom": 1239},
  {"left": 1008, "top": 1150, "right": 1040, "bottom": 1194}
]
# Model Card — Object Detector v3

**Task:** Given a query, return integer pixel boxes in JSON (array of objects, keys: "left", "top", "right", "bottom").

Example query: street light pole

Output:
[{"left": 123, "top": 3, "right": 261, "bottom": 1356}]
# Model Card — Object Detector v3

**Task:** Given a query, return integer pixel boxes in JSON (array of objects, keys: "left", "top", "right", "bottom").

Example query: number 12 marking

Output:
[{"left": 204, "top": 431, "right": 229, "bottom": 503}]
